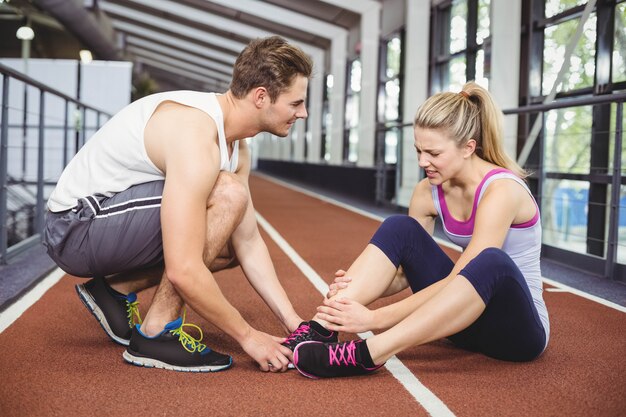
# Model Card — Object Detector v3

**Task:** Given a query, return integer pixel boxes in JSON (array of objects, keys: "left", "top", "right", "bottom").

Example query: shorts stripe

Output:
[
  {"left": 94, "top": 195, "right": 162, "bottom": 217},
  {"left": 94, "top": 203, "right": 161, "bottom": 219}
]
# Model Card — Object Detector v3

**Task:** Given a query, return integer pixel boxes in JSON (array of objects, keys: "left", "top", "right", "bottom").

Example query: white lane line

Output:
[
  {"left": 0, "top": 267, "right": 65, "bottom": 334},
  {"left": 542, "top": 277, "right": 626, "bottom": 313},
  {"left": 256, "top": 212, "right": 455, "bottom": 417},
  {"left": 256, "top": 173, "right": 626, "bottom": 313}
]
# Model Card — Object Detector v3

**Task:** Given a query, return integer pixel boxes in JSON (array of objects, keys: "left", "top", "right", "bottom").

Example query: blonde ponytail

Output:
[{"left": 414, "top": 81, "right": 527, "bottom": 178}]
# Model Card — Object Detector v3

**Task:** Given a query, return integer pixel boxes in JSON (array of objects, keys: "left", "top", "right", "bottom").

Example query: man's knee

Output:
[{"left": 209, "top": 172, "right": 248, "bottom": 214}]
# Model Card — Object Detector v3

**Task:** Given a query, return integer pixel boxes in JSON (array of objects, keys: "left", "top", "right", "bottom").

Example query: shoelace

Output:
[
  {"left": 284, "top": 323, "right": 311, "bottom": 344},
  {"left": 125, "top": 295, "right": 142, "bottom": 328},
  {"left": 328, "top": 341, "right": 357, "bottom": 367},
  {"left": 169, "top": 310, "right": 207, "bottom": 354}
]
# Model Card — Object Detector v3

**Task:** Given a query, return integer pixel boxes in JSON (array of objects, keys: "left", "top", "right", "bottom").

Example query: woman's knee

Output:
[{"left": 472, "top": 247, "right": 515, "bottom": 271}]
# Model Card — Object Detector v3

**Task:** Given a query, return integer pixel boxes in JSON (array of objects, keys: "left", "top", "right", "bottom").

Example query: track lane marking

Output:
[
  {"left": 256, "top": 212, "right": 455, "bottom": 417},
  {"left": 0, "top": 268, "right": 65, "bottom": 334}
]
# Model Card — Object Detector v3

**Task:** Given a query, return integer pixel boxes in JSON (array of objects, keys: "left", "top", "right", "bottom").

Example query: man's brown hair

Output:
[{"left": 230, "top": 36, "right": 313, "bottom": 102}]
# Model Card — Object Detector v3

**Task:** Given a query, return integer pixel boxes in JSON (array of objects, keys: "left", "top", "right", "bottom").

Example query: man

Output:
[{"left": 43, "top": 36, "right": 321, "bottom": 373}]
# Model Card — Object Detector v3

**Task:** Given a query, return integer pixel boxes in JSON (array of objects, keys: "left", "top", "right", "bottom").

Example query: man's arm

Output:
[
  {"left": 149, "top": 105, "right": 291, "bottom": 371},
  {"left": 230, "top": 141, "right": 303, "bottom": 333}
]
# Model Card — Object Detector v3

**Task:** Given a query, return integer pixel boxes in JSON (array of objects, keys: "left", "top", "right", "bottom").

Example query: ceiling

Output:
[{"left": 0, "top": 0, "right": 369, "bottom": 92}]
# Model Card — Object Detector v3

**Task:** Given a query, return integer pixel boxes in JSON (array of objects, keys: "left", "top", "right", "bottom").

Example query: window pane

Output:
[
  {"left": 545, "top": 0, "right": 587, "bottom": 18},
  {"left": 618, "top": 185, "right": 626, "bottom": 264},
  {"left": 544, "top": 106, "right": 592, "bottom": 174},
  {"left": 323, "top": 130, "right": 331, "bottom": 162},
  {"left": 348, "top": 128, "right": 359, "bottom": 163},
  {"left": 345, "top": 95, "right": 360, "bottom": 128},
  {"left": 475, "top": 49, "right": 489, "bottom": 88},
  {"left": 543, "top": 15, "right": 597, "bottom": 95},
  {"left": 542, "top": 179, "right": 589, "bottom": 255},
  {"left": 449, "top": 56, "right": 467, "bottom": 92},
  {"left": 614, "top": 3, "right": 626, "bottom": 84},
  {"left": 385, "top": 129, "right": 399, "bottom": 164},
  {"left": 350, "top": 60, "right": 362, "bottom": 92},
  {"left": 386, "top": 37, "right": 402, "bottom": 79},
  {"left": 608, "top": 102, "right": 626, "bottom": 171},
  {"left": 450, "top": 0, "right": 467, "bottom": 54},
  {"left": 384, "top": 79, "right": 400, "bottom": 121},
  {"left": 477, "top": 0, "right": 491, "bottom": 45}
]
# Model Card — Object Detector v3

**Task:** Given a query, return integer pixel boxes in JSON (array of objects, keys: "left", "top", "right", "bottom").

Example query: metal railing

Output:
[
  {"left": 0, "top": 63, "right": 111, "bottom": 264},
  {"left": 376, "top": 91, "right": 626, "bottom": 281}
]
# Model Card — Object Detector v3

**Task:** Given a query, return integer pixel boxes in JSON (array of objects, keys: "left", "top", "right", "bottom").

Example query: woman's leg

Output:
[
  {"left": 313, "top": 215, "right": 454, "bottom": 325},
  {"left": 367, "top": 248, "right": 546, "bottom": 364}
]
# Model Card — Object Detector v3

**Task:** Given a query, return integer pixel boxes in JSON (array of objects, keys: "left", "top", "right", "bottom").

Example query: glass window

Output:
[
  {"left": 477, "top": 0, "right": 491, "bottom": 45},
  {"left": 544, "top": 106, "right": 592, "bottom": 174},
  {"left": 545, "top": 0, "right": 587, "bottom": 19},
  {"left": 542, "top": 178, "right": 589, "bottom": 255},
  {"left": 614, "top": 3, "right": 626, "bottom": 84},
  {"left": 345, "top": 59, "right": 361, "bottom": 163},
  {"left": 378, "top": 34, "right": 403, "bottom": 166},
  {"left": 618, "top": 185, "right": 626, "bottom": 264},
  {"left": 386, "top": 37, "right": 402, "bottom": 78},
  {"left": 450, "top": 1, "right": 468, "bottom": 54},
  {"left": 542, "top": 14, "right": 597, "bottom": 95},
  {"left": 384, "top": 128, "right": 400, "bottom": 164},
  {"left": 322, "top": 74, "right": 333, "bottom": 161},
  {"left": 449, "top": 56, "right": 467, "bottom": 92},
  {"left": 475, "top": 49, "right": 488, "bottom": 88},
  {"left": 431, "top": 0, "right": 491, "bottom": 93}
]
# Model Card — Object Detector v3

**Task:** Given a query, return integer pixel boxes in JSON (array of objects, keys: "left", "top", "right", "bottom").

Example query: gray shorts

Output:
[{"left": 43, "top": 181, "right": 165, "bottom": 277}]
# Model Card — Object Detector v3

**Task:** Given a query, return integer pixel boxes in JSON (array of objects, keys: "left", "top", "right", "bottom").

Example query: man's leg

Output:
[{"left": 139, "top": 172, "right": 248, "bottom": 335}]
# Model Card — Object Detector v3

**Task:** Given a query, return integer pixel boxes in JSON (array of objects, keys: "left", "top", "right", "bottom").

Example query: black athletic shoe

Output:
[
  {"left": 293, "top": 340, "right": 384, "bottom": 379},
  {"left": 282, "top": 321, "right": 338, "bottom": 351},
  {"left": 122, "top": 316, "right": 232, "bottom": 373},
  {"left": 75, "top": 277, "right": 142, "bottom": 346}
]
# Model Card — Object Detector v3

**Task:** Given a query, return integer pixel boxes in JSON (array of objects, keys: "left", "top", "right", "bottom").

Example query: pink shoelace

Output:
[
  {"left": 328, "top": 341, "right": 357, "bottom": 367},
  {"left": 285, "top": 323, "right": 311, "bottom": 343}
]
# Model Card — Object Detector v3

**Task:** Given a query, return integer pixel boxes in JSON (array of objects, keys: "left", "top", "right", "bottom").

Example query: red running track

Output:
[{"left": 0, "top": 173, "right": 624, "bottom": 417}]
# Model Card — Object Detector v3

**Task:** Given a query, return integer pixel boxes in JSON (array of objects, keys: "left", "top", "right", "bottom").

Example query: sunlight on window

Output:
[
  {"left": 350, "top": 60, "right": 362, "bottom": 92},
  {"left": 545, "top": 0, "right": 587, "bottom": 19},
  {"left": 544, "top": 106, "right": 592, "bottom": 174},
  {"left": 618, "top": 185, "right": 626, "bottom": 264},
  {"left": 450, "top": 0, "right": 467, "bottom": 54},
  {"left": 449, "top": 56, "right": 467, "bottom": 92},
  {"left": 542, "top": 179, "right": 589, "bottom": 254},
  {"left": 613, "top": 3, "right": 626, "bottom": 83},
  {"left": 386, "top": 37, "right": 402, "bottom": 78},
  {"left": 385, "top": 129, "right": 399, "bottom": 164},
  {"left": 475, "top": 49, "right": 489, "bottom": 88},
  {"left": 476, "top": 0, "right": 491, "bottom": 45},
  {"left": 543, "top": 15, "right": 596, "bottom": 94}
]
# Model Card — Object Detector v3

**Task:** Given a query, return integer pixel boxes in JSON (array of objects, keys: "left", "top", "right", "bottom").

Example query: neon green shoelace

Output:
[
  {"left": 169, "top": 310, "right": 207, "bottom": 354},
  {"left": 126, "top": 300, "right": 142, "bottom": 328}
]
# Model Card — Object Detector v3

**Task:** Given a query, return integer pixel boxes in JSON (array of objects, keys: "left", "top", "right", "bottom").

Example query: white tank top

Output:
[
  {"left": 48, "top": 91, "right": 239, "bottom": 212},
  {"left": 431, "top": 168, "right": 550, "bottom": 345}
]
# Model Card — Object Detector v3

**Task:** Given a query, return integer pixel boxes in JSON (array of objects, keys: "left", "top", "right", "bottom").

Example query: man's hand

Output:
[
  {"left": 326, "top": 269, "right": 352, "bottom": 299},
  {"left": 240, "top": 328, "right": 293, "bottom": 372},
  {"left": 315, "top": 297, "right": 375, "bottom": 333}
]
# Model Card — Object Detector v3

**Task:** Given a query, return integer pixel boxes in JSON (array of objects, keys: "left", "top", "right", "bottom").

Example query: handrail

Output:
[
  {"left": 0, "top": 63, "right": 112, "bottom": 264},
  {"left": 0, "top": 63, "right": 110, "bottom": 115},
  {"left": 375, "top": 91, "right": 626, "bottom": 131}
]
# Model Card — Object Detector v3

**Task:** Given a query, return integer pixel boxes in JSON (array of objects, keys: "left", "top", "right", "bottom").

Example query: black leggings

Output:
[{"left": 370, "top": 215, "right": 546, "bottom": 362}]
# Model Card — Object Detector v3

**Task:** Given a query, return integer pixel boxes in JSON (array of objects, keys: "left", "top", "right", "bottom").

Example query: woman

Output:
[{"left": 288, "top": 82, "right": 550, "bottom": 378}]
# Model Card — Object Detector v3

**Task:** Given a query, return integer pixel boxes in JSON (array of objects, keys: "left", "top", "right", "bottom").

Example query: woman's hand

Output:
[
  {"left": 316, "top": 297, "right": 375, "bottom": 333},
  {"left": 326, "top": 269, "right": 352, "bottom": 299}
]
